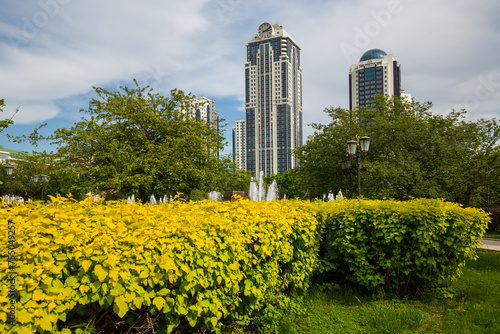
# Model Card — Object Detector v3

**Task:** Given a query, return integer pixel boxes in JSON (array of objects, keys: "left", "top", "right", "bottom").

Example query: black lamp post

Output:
[
  {"left": 33, "top": 174, "right": 50, "bottom": 201},
  {"left": 347, "top": 135, "right": 371, "bottom": 197},
  {"left": 341, "top": 158, "right": 353, "bottom": 198},
  {"left": 3, "top": 164, "right": 14, "bottom": 202}
]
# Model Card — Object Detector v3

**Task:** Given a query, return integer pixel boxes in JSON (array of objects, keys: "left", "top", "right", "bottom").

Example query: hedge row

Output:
[
  {"left": 0, "top": 197, "right": 490, "bottom": 333},
  {"left": 315, "top": 198, "right": 490, "bottom": 295},
  {"left": 0, "top": 197, "right": 319, "bottom": 333}
]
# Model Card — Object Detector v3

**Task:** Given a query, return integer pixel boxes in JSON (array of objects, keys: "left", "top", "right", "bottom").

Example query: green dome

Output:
[{"left": 360, "top": 49, "right": 387, "bottom": 62}]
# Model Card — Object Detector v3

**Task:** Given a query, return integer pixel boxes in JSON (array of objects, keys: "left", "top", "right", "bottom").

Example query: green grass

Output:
[
  {"left": 484, "top": 234, "right": 500, "bottom": 240},
  {"left": 278, "top": 252, "right": 500, "bottom": 334}
]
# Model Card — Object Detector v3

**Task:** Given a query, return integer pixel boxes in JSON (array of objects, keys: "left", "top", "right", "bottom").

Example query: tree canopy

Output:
[
  {"left": 15, "top": 82, "right": 234, "bottom": 202},
  {"left": 295, "top": 95, "right": 500, "bottom": 206}
]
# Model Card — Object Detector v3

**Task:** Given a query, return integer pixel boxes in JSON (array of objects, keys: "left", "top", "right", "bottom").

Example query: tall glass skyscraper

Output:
[
  {"left": 349, "top": 49, "right": 401, "bottom": 110},
  {"left": 245, "top": 23, "right": 302, "bottom": 176}
]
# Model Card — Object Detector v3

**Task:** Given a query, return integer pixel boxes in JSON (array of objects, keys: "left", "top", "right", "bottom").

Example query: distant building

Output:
[
  {"left": 0, "top": 145, "right": 23, "bottom": 163},
  {"left": 177, "top": 97, "right": 220, "bottom": 157},
  {"left": 401, "top": 88, "right": 413, "bottom": 102},
  {"left": 232, "top": 119, "right": 246, "bottom": 170},
  {"left": 179, "top": 96, "right": 219, "bottom": 129},
  {"left": 349, "top": 49, "right": 402, "bottom": 110},
  {"left": 245, "top": 22, "right": 303, "bottom": 176}
]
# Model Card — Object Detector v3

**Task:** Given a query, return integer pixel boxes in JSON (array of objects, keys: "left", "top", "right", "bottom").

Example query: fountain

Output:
[
  {"left": 150, "top": 194, "right": 157, "bottom": 204},
  {"left": 322, "top": 190, "right": 344, "bottom": 201},
  {"left": 208, "top": 191, "right": 222, "bottom": 201},
  {"left": 266, "top": 179, "right": 278, "bottom": 201},
  {"left": 249, "top": 171, "right": 278, "bottom": 201}
]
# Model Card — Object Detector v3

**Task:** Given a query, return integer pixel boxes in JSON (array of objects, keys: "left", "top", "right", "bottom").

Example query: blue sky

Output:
[{"left": 1, "top": 0, "right": 500, "bottom": 156}]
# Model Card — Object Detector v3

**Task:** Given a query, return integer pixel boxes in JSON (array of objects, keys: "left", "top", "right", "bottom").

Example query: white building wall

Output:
[{"left": 232, "top": 119, "right": 246, "bottom": 170}]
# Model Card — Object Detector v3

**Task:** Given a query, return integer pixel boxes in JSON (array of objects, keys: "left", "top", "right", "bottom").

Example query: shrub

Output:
[
  {"left": 0, "top": 196, "right": 319, "bottom": 333},
  {"left": 482, "top": 206, "right": 500, "bottom": 233},
  {"left": 315, "top": 198, "right": 489, "bottom": 296}
]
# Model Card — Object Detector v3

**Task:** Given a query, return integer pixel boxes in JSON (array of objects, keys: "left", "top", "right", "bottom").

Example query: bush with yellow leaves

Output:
[{"left": 0, "top": 196, "right": 319, "bottom": 333}]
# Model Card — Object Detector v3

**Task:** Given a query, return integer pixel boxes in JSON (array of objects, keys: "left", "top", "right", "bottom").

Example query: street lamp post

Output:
[
  {"left": 3, "top": 164, "right": 14, "bottom": 203},
  {"left": 5, "top": 164, "right": 14, "bottom": 176},
  {"left": 346, "top": 135, "right": 371, "bottom": 197},
  {"left": 341, "top": 158, "right": 353, "bottom": 198},
  {"left": 33, "top": 174, "right": 50, "bottom": 201}
]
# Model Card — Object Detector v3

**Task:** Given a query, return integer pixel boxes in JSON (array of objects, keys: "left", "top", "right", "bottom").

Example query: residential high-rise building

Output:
[
  {"left": 177, "top": 96, "right": 219, "bottom": 157},
  {"left": 179, "top": 96, "right": 219, "bottom": 129},
  {"left": 232, "top": 119, "right": 246, "bottom": 170},
  {"left": 245, "top": 23, "right": 302, "bottom": 176},
  {"left": 349, "top": 49, "right": 401, "bottom": 110}
]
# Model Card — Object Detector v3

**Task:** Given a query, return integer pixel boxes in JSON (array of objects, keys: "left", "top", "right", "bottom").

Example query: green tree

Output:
[
  {"left": 262, "top": 170, "right": 307, "bottom": 199},
  {"left": 0, "top": 99, "right": 14, "bottom": 134},
  {"left": 1, "top": 154, "right": 52, "bottom": 200},
  {"left": 1, "top": 99, "right": 16, "bottom": 188},
  {"left": 296, "top": 94, "right": 500, "bottom": 206},
  {"left": 18, "top": 82, "right": 226, "bottom": 202},
  {"left": 206, "top": 155, "right": 252, "bottom": 195}
]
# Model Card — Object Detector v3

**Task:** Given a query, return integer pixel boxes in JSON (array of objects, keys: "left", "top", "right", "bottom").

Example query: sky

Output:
[{"left": 1, "top": 0, "right": 499, "bottom": 156}]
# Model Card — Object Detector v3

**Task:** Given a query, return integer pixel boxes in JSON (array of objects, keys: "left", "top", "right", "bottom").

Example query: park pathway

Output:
[{"left": 479, "top": 238, "right": 500, "bottom": 252}]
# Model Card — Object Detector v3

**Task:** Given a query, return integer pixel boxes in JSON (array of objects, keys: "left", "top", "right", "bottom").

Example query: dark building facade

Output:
[{"left": 245, "top": 23, "right": 302, "bottom": 176}]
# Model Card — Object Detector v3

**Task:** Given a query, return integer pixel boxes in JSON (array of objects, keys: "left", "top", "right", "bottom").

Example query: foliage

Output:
[
  {"left": 263, "top": 170, "right": 308, "bottom": 199},
  {"left": 12, "top": 82, "right": 226, "bottom": 202},
  {"left": 296, "top": 95, "right": 500, "bottom": 206},
  {"left": 0, "top": 197, "right": 319, "bottom": 333},
  {"left": 314, "top": 198, "right": 490, "bottom": 296},
  {"left": 205, "top": 155, "right": 252, "bottom": 196},
  {"left": 0, "top": 99, "right": 14, "bottom": 134},
  {"left": 0, "top": 154, "right": 53, "bottom": 201}
]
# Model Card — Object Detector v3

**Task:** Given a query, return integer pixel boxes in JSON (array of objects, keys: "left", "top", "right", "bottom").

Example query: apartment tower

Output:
[
  {"left": 232, "top": 119, "right": 246, "bottom": 170},
  {"left": 349, "top": 49, "right": 401, "bottom": 110},
  {"left": 245, "top": 22, "right": 302, "bottom": 176}
]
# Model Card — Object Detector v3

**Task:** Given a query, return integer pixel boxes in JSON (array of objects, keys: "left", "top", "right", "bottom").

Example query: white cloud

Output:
[
  {"left": 0, "top": 0, "right": 499, "bottom": 153},
  {"left": 6, "top": 101, "right": 60, "bottom": 124}
]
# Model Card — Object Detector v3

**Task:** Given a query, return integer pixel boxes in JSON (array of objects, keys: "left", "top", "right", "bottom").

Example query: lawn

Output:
[{"left": 278, "top": 252, "right": 500, "bottom": 333}]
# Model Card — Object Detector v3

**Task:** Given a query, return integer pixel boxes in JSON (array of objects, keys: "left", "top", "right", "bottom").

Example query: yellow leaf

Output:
[
  {"left": 133, "top": 296, "right": 143, "bottom": 309},
  {"left": 81, "top": 260, "right": 92, "bottom": 272},
  {"left": 16, "top": 308, "right": 32, "bottom": 324},
  {"left": 0, "top": 312, "right": 6, "bottom": 322},
  {"left": 65, "top": 234, "right": 74, "bottom": 244},
  {"left": 48, "top": 302, "right": 56, "bottom": 312},
  {"left": 32, "top": 289, "right": 45, "bottom": 301},
  {"left": 113, "top": 295, "right": 129, "bottom": 318},
  {"left": 38, "top": 314, "right": 54, "bottom": 331},
  {"left": 95, "top": 264, "right": 108, "bottom": 282},
  {"left": 79, "top": 285, "right": 89, "bottom": 294},
  {"left": 106, "top": 221, "right": 116, "bottom": 229},
  {"left": 153, "top": 296, "right": 165, "bottom": 310}
]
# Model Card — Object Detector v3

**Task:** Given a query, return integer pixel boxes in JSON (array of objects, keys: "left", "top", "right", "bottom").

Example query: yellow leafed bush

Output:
[{"left": 0, "top": 196, "right": 319, "bottom": 333}]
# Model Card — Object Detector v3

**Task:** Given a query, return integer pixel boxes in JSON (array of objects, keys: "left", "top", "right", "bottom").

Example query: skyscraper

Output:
[
  {"left": 232, "top": 119, "right": 246, "bottom": 170},
  {"left": 245, "top": 23, "right": 302, "bottom": 176},
  {"left": 349, "top": 49, "right": 401, "bottom": 110}
]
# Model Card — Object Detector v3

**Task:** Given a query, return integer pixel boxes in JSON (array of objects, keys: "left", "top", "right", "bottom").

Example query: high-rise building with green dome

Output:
[{"left": 349, "top": 49, "right": 401, "bottom": 110}]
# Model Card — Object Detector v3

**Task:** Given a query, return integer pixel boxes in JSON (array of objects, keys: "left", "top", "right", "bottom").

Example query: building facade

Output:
[
  {"left": 245, "top": 23, "right": 302, "bottom": 176},
  {"left": 177, "top": 96, "right": 220, "bottom": 157},
  {"left": 179, "top": 96, "right": 219, "bottom": 129},
  {"left": 232, "top": 119, "right": 246, "bottom": 170},
  {"left": 349, "top": 49, "right": 401, "bottom": 110}
]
